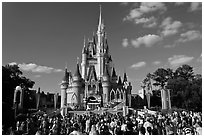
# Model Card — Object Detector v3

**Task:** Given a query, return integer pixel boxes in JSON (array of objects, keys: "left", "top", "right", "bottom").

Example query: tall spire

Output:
[
  {"left": 74, "top": 62, "right": 81, "bottom": 78},
  {"left": 97, "top": 5, "right": 103, "bottom": 33},
  {"left": 82, "top": 36, "right": 86, "bottom": 53},
  {"left": 112, "top": 67, "right": 117, "bottom": 78},
  {"left": 123, "top": 71, "right": 128, "bottom": 83}
]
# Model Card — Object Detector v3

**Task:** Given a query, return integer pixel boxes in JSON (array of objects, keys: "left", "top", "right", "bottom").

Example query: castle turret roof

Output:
[
  {"left": 103, "top": 65, "right": 109, "bottom": 77},
  {"left": 74, "top": 63, "right": 81, "bottom": 78},
  {"left": 123, "top": 72, "right": 128, "bottom": 83},
  {"left": 62, "top": 68, "right": 69, "bottom": 82},
  {"left": 112, "top": 67, "right": 117, "bottom": 78},
  {"left": 118, "top": 76, "right": 122, "bottom": 85}
]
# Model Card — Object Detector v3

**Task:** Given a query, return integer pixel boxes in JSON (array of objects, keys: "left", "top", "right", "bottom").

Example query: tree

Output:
[
  {"left": 143, "top": 64, "right": 202, "bottom": 112},
  {"left": 2, "top": 64, "right": 35, "bottom": 128},
  {"left": 152, "top": 68, "right": 173, "bottom": 89}
]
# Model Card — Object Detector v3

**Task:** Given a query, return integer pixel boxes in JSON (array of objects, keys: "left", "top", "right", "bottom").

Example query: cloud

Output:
[
  {"left": 197, "top": 53, "right": 202, "bottom": 62},
  {"left": 176, "top": 30, "right": 201, "bottom": 43},
  {"left": 122, "top": 38, "right": 129, "bottom": 47},
  {"left": 168, "top": 55, "right": 194, "bottom": 66},
  {"left": 120, "top": 2, "right": 129, "bottom": 6},
  {"left": 9, "top": 62, "right": 18, "bottom": 65},
  {"left": 130, "top": 61, "right": 146, "bottom": 69},
  {"left": 34, "top": 75, "right": 41, "bottom": 78},
  {"left": 175, "top": 2, "right": 185, "bottom": 6},
  {"left": 189, "top": 2, "right": 202, "bottom": 12},
  {"left": 139, "top": 2, "right": 167, "bottom": 13},
  {"left": 152, "top": 61, "right": 161, "bottom": 65},
  {"left": 134, "top": 16, "right": 157, "bottom": 28},
  {"left": 131, "top": 34, "right": 162, "bottom": 48},
  {"left": 9, "top": 62, "right": 63, "bottom": 73},
  {"left": 124, "top": 2, "right": 166, "bottom": 28},
  {"left": 160, "top": 17, "right": 183, "bottom": 37}
]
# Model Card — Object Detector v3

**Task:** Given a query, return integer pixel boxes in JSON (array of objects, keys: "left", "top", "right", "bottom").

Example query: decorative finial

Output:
[
  {"left": 77, "top": 57, "right": 79, "bottom": 64},
  {"left": 65, "top": 62, "right": 68, "bottom": 69},
  {"left": 83, "top": 36, "right": 86, "bottom": 46}
]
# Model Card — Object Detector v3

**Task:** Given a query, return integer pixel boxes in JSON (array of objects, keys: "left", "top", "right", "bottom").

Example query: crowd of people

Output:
[{"left": 2, "top": 109, "right": 202, "bottom": 135}]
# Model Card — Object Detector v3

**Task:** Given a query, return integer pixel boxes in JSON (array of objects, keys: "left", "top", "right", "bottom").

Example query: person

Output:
[
  {"left": 139, "top": 126, "right": 146, "bottom": 135},
  {"left": 89, "top": 124, "right": 99, "bottom": 135},
  {"left": 69, "top": 123, "right": 83, "bottom": 135},
  {"left": 85, "top": 118, "right": 90, "bottom": 133}
]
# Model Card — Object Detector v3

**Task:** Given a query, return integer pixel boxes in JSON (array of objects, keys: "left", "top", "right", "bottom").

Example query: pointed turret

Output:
[
  {"left": 109, "top": 55, "right": 112, "bottom": 62},
  {"left": 74, "top": 63, "right": 81, "bottom": 78},
  {"left": 62, "top": 68, "right": 69, "bottom": 82},
  {"left": 123, "top": 72, "right": 128, "bottom": 83},
  {"left": 118, "top": 76, "right": 122, "bottom": 85},
  {"left": 112, "top": 67, "right": 117, "bottom": 77},
  {"left": 97, "top": 5, "right": 102, "bottom": 33},
  {"left": 103, "top": 64, "right": 109, "bottom": 77},
  {"left": 82, "top": 37, "right": 87, "bottom": 54}
]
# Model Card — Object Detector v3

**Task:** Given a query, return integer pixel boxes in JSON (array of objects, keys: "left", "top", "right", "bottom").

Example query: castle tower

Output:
[
  {"left": 72, "top": 63, "right": 82, "bottom": 106},
  {"left": 96, "top": 5, "right": 105, "bottom": 79},
  {"left": 81, "top": 37, "right": 87, "bottom": 79},
  {"left": 111, "top": 67, "right": 117, "bottom": 84},
  {"left": 102, "top": 65, "right": 111, "bottom": 104},
  {"left": 60, "top": 67, "right": 69, "bottom": 116}
]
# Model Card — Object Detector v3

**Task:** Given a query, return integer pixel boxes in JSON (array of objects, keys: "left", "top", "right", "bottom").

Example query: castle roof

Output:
[
  {"left": 123, "top": 72, "right": 128, "bottom": 83},
  {"left": 112, "top": 67, "right": 117, "bottom": 77},
  {"left": 62, "top": 68, "right": 69, "bottom": 82},
  {"left": 118, "top": 76, "right": 122, "bottom": 85},
  {"left": 74, "top": 63, "right": 81, "bottom": 78},
  {"left": 103, "top": 64, "right": 109, "bottom": 77},
  {"left": 87, "top": 65, "right": 97, "bottom": 82}
]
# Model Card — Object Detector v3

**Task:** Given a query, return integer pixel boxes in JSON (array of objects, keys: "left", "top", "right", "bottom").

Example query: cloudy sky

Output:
[{"left": 3, "top": 2, "right": 202, "bottom": 94}]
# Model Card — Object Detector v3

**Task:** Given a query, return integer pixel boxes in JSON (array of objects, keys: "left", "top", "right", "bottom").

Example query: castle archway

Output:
[
  {"left": 71, "top": 93, "right": 77, "bottom": 105},
  {"left": 110, "top": 90, "right": 115, "bottom": 101}
]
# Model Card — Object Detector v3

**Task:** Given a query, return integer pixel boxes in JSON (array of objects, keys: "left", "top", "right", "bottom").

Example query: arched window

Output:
[
  {"left": 110, "top": 90, "right": 115, "bottom": 101},
  {"left": 120, "top": 90, "right": 123, "bottom": 99},
  {"left": 71, "top": 93, "right": 77, "bottom": 105},
  {"left": 116, "top": 90, "right": 120, "bottom": 99}
]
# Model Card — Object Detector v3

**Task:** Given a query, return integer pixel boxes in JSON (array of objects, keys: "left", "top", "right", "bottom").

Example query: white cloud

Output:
[
  {"left": 164, "top": 44, "right": 176, "bottom": 48},
  {"left": 34, "top": 75, "right": 41, "bottom": 78},
  {"left": 177, "top": 30, "right": 201, "bottom": 43},
  {"left": 130, "top": 61, "right": 146, "bottom": 69},
  {"left": 139, "top": 2, "right": 167, "bottom": 13},
  {"left": 160, "top": 17, "right": 183, "bottom": 37},
  {"left": 175, "top": 2, "right": 185, "bottom": 6},
  {"left": 124, "top": 2, "right": 166, "bottom": 28},
  {"left": 120, "top": 2, "right": 129, "bottom": 6},
  {"left": 122, "top": 38, "right": 129, "bottom": 47},
  {"left": 134, "top": 16, "right": 157, "bottom": 28},
  {"left": 131, "top": 34, "right": 162, "bottom": 48},
  {"left": 189, "top": 2, "right": 202, "bottom": 12},
  {"left": 10, "top": 62, "right": 63, "bottom": 73},
  {"left": 152, "top": 61, "right": 161, "bottom": 65},
  {"left": 197, "top": 53, "right": 202, "bottom": 62},
  {"left": 168, "top": 55, "right": 194, "bottom": 66},
  {"left": 9, "top": 62, "right": 18, "bottom": 65}
]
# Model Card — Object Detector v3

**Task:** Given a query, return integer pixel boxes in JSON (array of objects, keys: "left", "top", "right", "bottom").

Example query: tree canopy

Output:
[
  {"left": 142, "top": 64, "right": 202, "bottom": 112},
  {"left": 2, "top": 64, "right": 35, "bottom": 128}
]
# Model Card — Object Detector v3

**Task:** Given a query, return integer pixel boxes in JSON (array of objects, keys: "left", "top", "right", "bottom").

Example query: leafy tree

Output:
[
  {"left": 143, "top": 64, "right": 202, "bottom": 112},
  {"left": 2, "top": 64, "right": 35, "bottom": 128},
  {"left": 152, "top": 68, "right": 173, "bottom": 89}
]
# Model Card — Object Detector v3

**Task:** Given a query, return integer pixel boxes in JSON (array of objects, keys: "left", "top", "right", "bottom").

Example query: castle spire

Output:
[
  {"left": 74, "top": 62, "right": 81, "bottom": 78},
  {"left": 112, "top": 67, "right": 117, "bottom": 78},
  {"left": 82, "top": 36, "right": 86, "bottom": 53},
  {"left": 97, "top": 5, "right": 102, "bottom": 32},
  {"left": 118, "top": 76, "right": 122, "bottom": 85},
  {"left": 62, "top": 64, "right": 69, "bottom": 82},
  {"left": 123, "top": 71, "right": 128, "bottom": 83}
]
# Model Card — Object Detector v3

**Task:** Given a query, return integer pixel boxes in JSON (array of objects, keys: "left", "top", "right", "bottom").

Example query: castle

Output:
[{"left": 60, "top": 7, "right": 132, "bottom": 115}]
